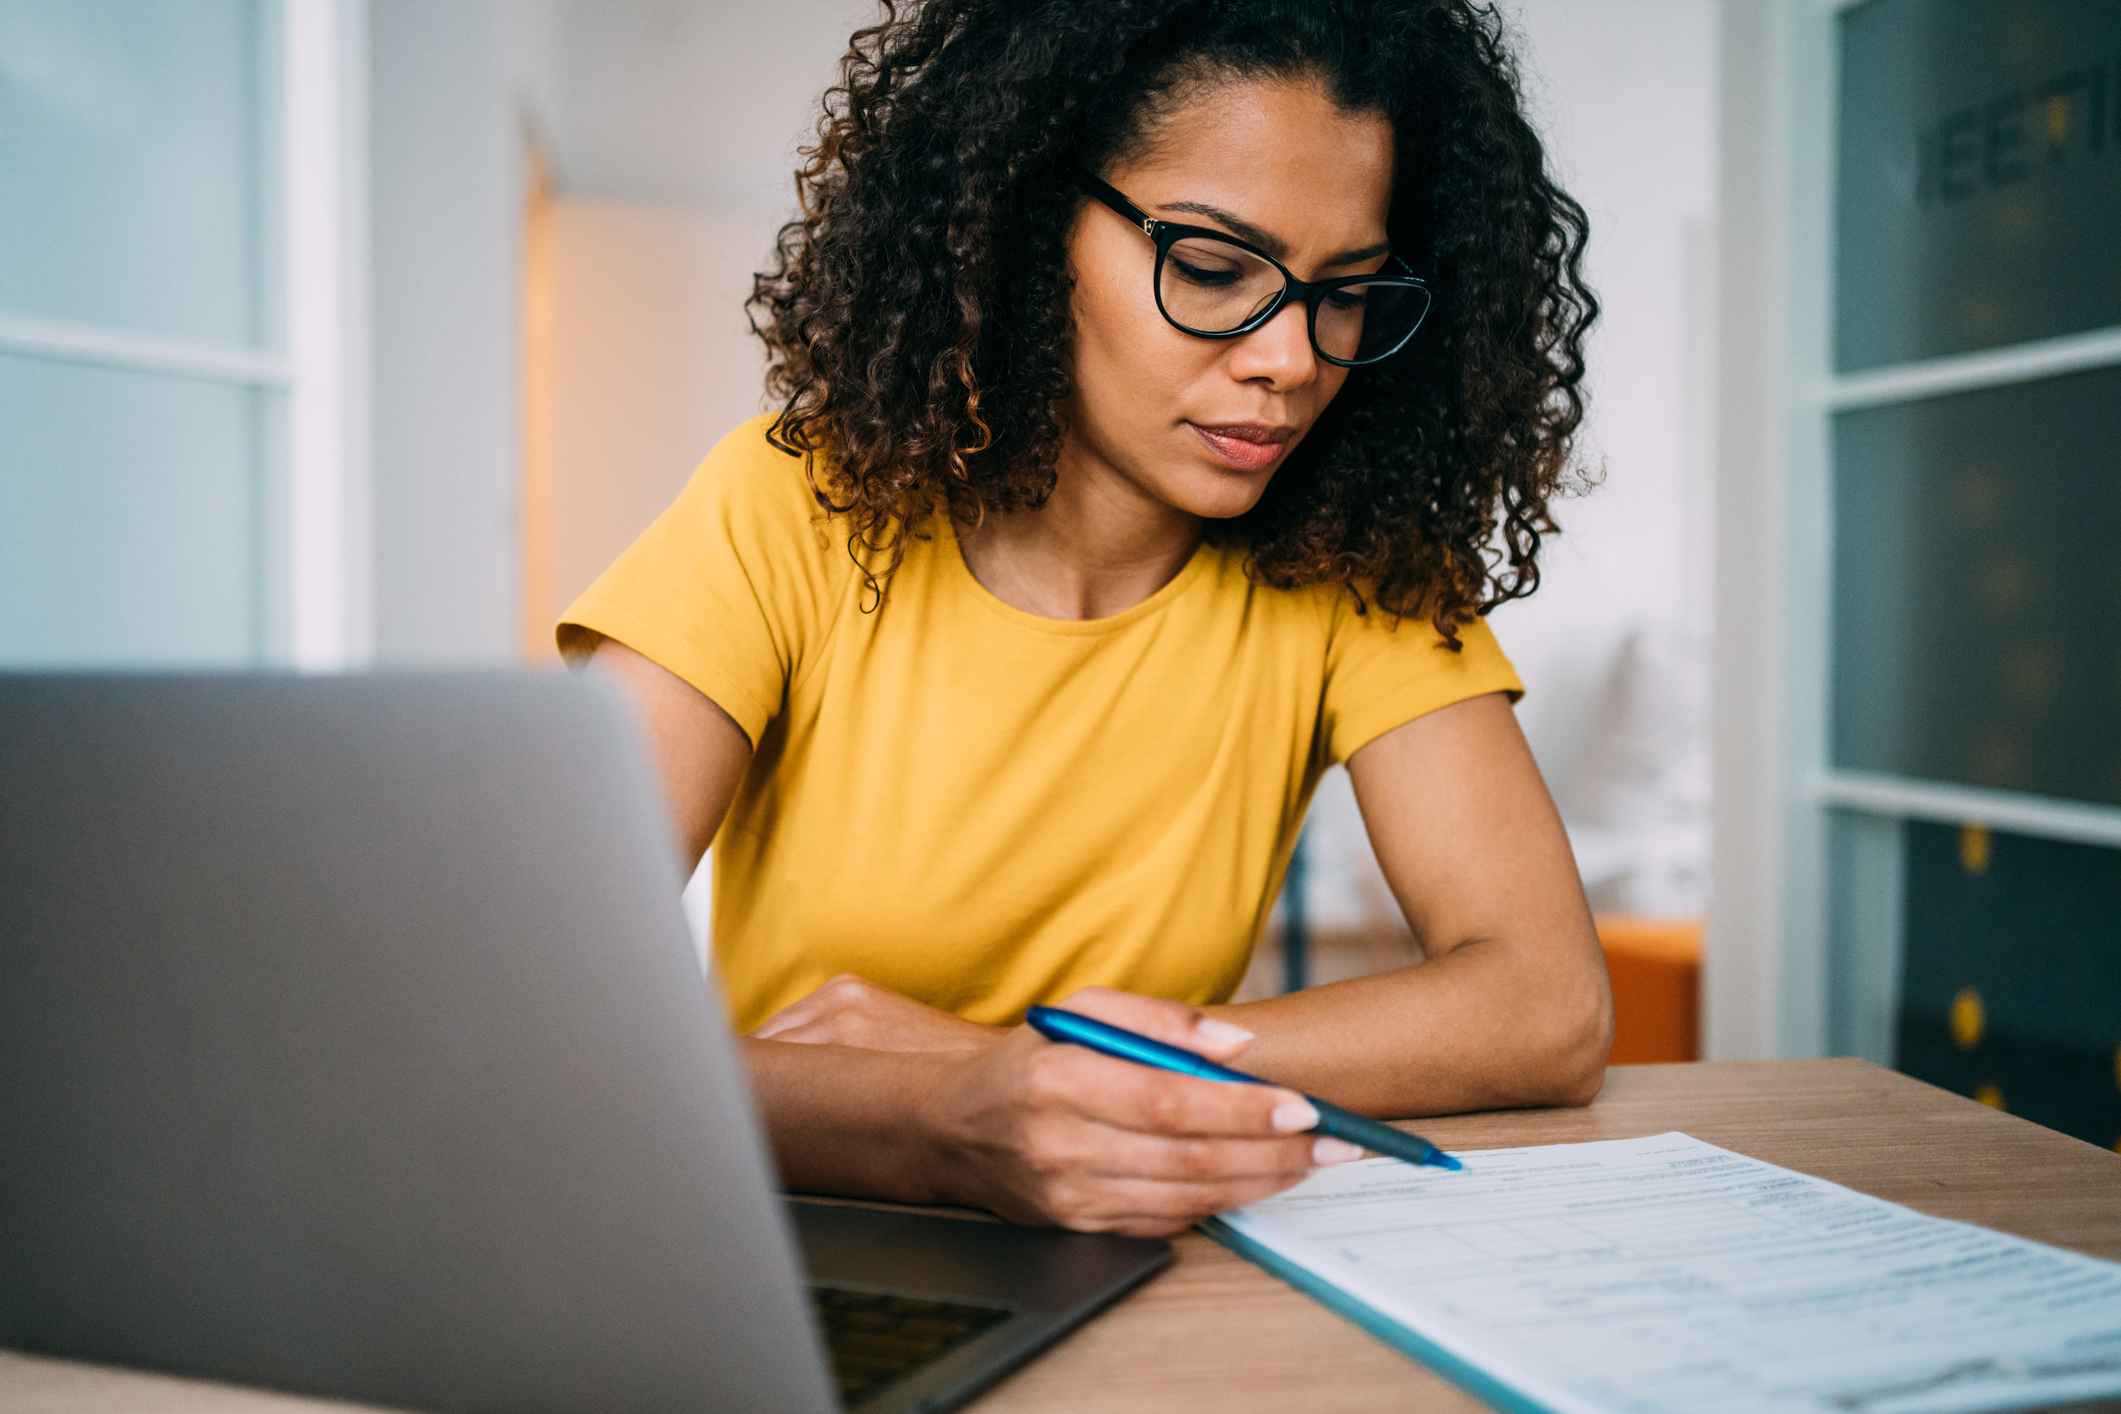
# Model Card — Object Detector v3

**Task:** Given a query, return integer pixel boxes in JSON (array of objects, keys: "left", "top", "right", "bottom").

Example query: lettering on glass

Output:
[{"left": 1915, "top": 62, "right": 2111, "bottom": 206}]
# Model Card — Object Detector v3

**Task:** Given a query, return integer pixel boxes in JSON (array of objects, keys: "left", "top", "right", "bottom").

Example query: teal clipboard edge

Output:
[{"left": 1199, "top": 1216, "right": 1558, "bottom": 1414}]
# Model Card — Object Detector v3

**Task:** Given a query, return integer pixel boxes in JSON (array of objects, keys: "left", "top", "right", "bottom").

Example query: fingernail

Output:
[
  {"left": 1271, "top": 1099, "right": 1320, "bottom": 1133},
  {"left": 1196, "top": 1017, "right": 1254, "bottom": 1045},
  {"left": 1312, "top": 1137, "right": 1365, "bottom": 1166}
]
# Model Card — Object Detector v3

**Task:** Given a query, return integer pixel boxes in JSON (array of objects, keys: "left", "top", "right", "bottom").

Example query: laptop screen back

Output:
[{"left": 0, "top": 672, "right": 837, "bottom": 1414}]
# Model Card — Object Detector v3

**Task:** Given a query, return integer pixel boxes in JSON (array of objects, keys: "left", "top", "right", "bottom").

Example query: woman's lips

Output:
[{"left": 1190, "top": 422, "right": 1294, "bottom": 472}]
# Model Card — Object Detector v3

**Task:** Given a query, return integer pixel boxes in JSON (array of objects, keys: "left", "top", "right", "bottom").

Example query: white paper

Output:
[{"left": 1218, "top": 1131, "right": 2121, "bottom": 1414}]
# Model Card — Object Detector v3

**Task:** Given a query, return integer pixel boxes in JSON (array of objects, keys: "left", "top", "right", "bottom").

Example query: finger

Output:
[
  {"left": 1039, "top": 1169, "right": 1328, "bottom": 1238},
  {"left": 1026, "top": 1045, "right": 1320, "bottom": 1139},
  {"left": 1057, "top": 1124, "right": 1359, "bottom": 1185},
  {"left": 1051, "top": 986, "right": 1257, "bottom": 1063}
]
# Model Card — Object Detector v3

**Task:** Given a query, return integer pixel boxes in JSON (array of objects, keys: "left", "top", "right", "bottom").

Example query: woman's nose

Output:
[{"left": 1226, "top": 300, "right": 1319, "bottom": 389}]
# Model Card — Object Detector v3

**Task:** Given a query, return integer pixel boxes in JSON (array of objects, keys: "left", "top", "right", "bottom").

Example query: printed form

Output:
[{"left": 1214, "top": 1132, "right": 2121, "bottom": 1414}]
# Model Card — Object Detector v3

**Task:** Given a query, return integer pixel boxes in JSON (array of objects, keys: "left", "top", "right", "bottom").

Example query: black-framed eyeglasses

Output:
[{"left": 1074, "top": 170, "right": 1432, "bottom": 368}]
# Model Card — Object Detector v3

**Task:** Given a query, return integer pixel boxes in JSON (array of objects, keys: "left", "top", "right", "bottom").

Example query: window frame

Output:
[{"left": 0, "top": 0, "right": 370, "bottom": 670}]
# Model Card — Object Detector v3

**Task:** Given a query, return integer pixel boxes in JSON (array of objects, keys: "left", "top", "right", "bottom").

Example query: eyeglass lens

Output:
[{"left": 1159, "top": 234, "right": 1429, "bottom": 364}]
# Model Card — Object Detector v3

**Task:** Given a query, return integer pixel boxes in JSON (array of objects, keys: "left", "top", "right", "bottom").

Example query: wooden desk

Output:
[{"left": 6, "top": 1061, "right": 2118, "bottom": 1414}]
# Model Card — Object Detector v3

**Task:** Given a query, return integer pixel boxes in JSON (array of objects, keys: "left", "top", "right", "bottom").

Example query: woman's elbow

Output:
[{"left": 1536, "top": 969, "right": 1614, "bottom": 1108}]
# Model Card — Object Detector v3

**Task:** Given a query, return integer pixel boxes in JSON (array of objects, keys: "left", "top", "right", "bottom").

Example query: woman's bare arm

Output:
[
  {"left": 587, "top": 638, "right": 751, "bottom": 869},
  {"left": 1206, "top": 691, "right": 1613, "bottom": 1116}
]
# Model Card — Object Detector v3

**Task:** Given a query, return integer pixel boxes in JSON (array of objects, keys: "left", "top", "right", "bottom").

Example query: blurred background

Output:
[{"left": 2, "top": 0, "right": 2114, "bottom": 1145}]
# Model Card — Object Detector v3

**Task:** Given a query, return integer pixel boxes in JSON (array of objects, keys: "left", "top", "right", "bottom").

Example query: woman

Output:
[{"left": 560, "top": 0, "right": 1610, "bottom": 1237}]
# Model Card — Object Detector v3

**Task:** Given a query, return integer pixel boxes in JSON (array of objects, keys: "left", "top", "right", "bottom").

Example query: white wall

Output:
[
  {"left": 539, "top": 0, "right": 873, "bottom": 214},
  {"left": 1707, "top": 0, "right": 1836, "bottom": 1061},
  {"left": 1490, "top": 0, "right": 1719, "bottom": 783},
  {"left": 528, "top": 201, "right": 771, "bottom": 656},
  {"left": 514, "top": 0, "right": 878, "bottom": 662},
  {"left": 367, "top": 0, "right": 522, "bottom": 666}
]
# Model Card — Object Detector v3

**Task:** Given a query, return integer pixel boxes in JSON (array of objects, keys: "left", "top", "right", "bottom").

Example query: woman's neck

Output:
[{"left": 954, "top": 448, "right": 1203, "bottom": 621}]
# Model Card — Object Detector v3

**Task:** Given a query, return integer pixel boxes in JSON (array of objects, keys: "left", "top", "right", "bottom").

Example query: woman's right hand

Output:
[{"left": 921, "top": 987, "right": 1362, "bottom": 1237}]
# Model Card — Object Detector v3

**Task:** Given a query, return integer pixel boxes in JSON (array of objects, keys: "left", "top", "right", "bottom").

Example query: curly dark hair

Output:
[{"left": 749, "top": 0, "right": 1596, "bottom": 643}]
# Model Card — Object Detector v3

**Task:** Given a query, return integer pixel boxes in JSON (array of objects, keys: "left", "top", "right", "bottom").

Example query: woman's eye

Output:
[
  {"left": 1324, "top": 288, "right": 1370, "bottom": 312},
  {"left": 1170, "top": 256, "right": 1242, "bottom": 288}
]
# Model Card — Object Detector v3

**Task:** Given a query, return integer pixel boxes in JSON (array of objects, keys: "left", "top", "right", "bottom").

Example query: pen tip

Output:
[{"left": 1432, "top": 1154, "right": 1463, "bottom": 1171}]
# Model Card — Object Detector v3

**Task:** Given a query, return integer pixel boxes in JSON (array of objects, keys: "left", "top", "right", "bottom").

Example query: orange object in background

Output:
[{"left": 1597, "top": 916, "right": 1702, "bottom": 1063}]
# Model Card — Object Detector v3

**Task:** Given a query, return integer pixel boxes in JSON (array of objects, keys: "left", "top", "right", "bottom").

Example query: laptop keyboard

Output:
[{"left": 808, "top": 1284, "right": 1014, "bottom": 1405}]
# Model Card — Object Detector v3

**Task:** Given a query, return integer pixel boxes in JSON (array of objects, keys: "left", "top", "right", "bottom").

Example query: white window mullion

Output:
[
  {"left": 1823, "top": 324, "right": 2121, "bottom": 413},
  {"left": 0, "top": 312, "right": 293, "bottom": 385},
  {"left": 284, "top": 0, "right": 372, "bottom": 671},
  {"left": 1816, "top": 772, "right": 2121, "bottom": 852}
]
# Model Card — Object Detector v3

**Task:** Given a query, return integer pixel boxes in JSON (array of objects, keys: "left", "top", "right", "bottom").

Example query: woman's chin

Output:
[{"left": 1165, "top": 470, "right": 1275, "bottom": 522}]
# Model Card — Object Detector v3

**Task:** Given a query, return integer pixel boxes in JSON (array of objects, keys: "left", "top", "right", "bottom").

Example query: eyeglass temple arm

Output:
[{"left": 1072, "top": 168, "right": 1158, "bottom": 237}]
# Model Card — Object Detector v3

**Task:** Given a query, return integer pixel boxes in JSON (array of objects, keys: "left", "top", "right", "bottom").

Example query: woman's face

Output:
[{"left": 1063, "top": 78, "right": 1396, "bottom": 522}]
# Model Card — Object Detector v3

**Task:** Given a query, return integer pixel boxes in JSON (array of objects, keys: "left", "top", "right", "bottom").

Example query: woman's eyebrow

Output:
[{"left": 1155, "top": 200, "right": 1391, "bottom": 268}]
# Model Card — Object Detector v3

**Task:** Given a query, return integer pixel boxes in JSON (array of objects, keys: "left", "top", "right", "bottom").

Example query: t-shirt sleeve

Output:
[
  {"left": 556, "top": 416, "right": 846, "bottom": 746},
  {"left": 1320, "top": 596, "right": 1524, "bottom": 765}
]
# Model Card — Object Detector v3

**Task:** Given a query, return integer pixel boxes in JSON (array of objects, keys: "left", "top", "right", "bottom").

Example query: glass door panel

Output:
[
  {"left": 0, "top": 0, "right": 284, "bottom": 669},
  {"left": 0, "top": 352, "right": 271, "bottom": 665},
  {"left": 1831, "top": 364, "right": 2121, "bottom": 809},
  {"left": 1835, "top": 0, "right": 2121, "bottom": 371},
  {"left": 0, "top": 0, "right": 277, "bottom": 348},
  {"left": 1896, "top": 820, "right": 2121, "bottom": 1150}
]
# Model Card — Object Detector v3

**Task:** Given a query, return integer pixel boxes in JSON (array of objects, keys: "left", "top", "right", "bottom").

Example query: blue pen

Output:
[{"left": 1024, "top": 1005, "right": 1462, "bottom": 1171}]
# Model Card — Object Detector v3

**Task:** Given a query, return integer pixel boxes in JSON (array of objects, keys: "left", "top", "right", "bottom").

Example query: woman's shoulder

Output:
[
  {"left": 675, "top": 414, "right": 835, "bottom": 528},
  {"left": 1203, "top": 557, "right": 1427, "bottom": 641},
  {"left": 638, "top": 414, "right": 876, "bottom": 582},
  {"left": 1215, "top": 560, "right": 1518, "bottom": 686},
  {"left": 556, "top": 415, "right": 856, "bottom": 731},
  {"left": 560, "top": 415, "right": 847, "bottom": 624}
]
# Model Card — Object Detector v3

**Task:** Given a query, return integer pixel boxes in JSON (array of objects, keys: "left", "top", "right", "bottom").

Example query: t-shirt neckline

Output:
[{"left": 937, "top": 507, "right": 1217, "bottom": 636}]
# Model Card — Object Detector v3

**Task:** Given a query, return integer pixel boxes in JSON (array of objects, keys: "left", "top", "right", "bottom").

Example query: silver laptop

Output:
[{"left": 0, "top": 672, "right": 1168, "bottom": 1414}]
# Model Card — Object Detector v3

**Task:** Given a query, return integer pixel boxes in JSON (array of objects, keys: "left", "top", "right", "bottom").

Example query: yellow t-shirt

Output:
[{"left": 559, "top": 417, "right": 1522, "bottom": 1031}]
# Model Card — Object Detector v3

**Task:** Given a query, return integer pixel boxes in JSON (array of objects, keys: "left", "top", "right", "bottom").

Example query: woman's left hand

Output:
[{"left": 751, "top": 973, "right": 1004, "bottom": 1054}]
